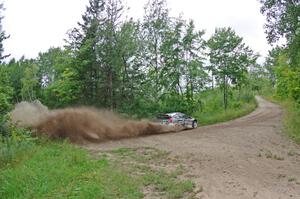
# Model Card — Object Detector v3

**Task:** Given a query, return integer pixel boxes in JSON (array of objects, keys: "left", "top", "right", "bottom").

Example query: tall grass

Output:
[
  {"left": 282, "top": 100, "right": 300, "bottom": 144},
  {"left": 0, "top": 115, "right": 36, "bottom": 168}
]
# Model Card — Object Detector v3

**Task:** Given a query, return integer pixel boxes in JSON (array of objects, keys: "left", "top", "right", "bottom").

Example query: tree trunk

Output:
[
  {"left": 109, "top": 71, "right": 113, "bottom": 110},
  {"left": 177, "top": 83, "right": 183, "bottom": 95},
  {"left": 238, "top": 86, "right": 241, "bottom": 101},
  {"left": 223, "top": 76, "right": 227, "bottom": 110},
  {"left": 154, "top": 37, "right": 159, "bottom": 96},
  {"left": 190, "top": 82, "right": 194, "bottom": 101}
]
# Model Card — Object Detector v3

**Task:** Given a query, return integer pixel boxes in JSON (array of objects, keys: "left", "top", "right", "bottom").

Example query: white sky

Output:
[{"left": 2, "top": 0, "right": 271, "bottom": 62}]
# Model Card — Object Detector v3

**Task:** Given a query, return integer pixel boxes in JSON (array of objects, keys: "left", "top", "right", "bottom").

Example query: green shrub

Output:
[
  {"left": 274, "top": 55, "right": 300, "bottom": 104},
  {"left": 0, "top": 114, "right": 36, "bottom": 168},
  {"left": 232, "top": 101, "right": 242, "bottom": 109}
]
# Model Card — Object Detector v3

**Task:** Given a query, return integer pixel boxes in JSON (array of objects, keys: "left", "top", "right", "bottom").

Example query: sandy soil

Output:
[{"left": 86, "top": 96, "right": 300, "bottom": 199}]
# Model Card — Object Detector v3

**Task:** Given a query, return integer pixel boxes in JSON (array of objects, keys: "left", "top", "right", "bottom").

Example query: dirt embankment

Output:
[{"left": 10, "top": 101, "right": 177, "bottom": 144}]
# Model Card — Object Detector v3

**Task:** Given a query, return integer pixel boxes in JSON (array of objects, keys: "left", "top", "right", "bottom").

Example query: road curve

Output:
[{"left": 86, "top": 96, "right": 300, "bottom": 199}]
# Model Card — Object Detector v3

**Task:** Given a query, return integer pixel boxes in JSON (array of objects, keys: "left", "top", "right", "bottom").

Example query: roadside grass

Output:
[
  {"left": 194, "top": 89, "right": 257, "bottom": 126},
  {"left": 196, "top": 102, "right": 256, "bottom": 125},
  {"left": 0, "top": 121, "right": 37, "bottom": 169},
  {"left": 0, "top": 142, "right": 143, "bottom": 199},
  {"left": 0, "top": 138, "right": 35, "bottom": 169},
  {"left": 1, "top": 142, "right": 196, "bottom": 199},
  {"left": 281, "top": 100, "right": 300, "bottom": 144},
  {"left": 282, "top": 100, "right": 300, "bottom": 144}
]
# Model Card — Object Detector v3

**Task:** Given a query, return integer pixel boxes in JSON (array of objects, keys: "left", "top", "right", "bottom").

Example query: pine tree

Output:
[
  {"left": 65, "top": 0, "right": 106, "bottom": 105},
  {"left": 0, "top": 2, "right": 9, "bottom": 63}
]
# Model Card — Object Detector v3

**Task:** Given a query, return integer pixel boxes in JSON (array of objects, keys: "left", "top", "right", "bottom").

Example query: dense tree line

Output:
[
  {"left": 0, "top": 0, "right": 258, "bottom": 118},
  {"left": 260, "top": 0, "right": 300, "bottom": 104}
]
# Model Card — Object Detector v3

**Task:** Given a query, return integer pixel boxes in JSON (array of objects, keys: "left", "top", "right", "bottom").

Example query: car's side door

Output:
[
  {"left": 182, "top": 114, "right": 192, "bottom": 126},
  {"left": 176, "top": 113, "right": 185, "bottom": 125}
]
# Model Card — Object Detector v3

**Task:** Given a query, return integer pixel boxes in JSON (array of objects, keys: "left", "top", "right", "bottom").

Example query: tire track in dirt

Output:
[{"left": 86, "top": 96, "right": 300, "bottom": 199}]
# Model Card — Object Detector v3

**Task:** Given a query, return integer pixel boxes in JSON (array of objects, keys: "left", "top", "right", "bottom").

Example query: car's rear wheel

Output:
[{"left": 192, "top": 121, "right": 197, "bottom": 128}]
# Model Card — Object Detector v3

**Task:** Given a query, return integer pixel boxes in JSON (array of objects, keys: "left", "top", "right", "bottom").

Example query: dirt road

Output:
[{"left": 86, "top": 96, "right": 300, "bottom": 199}]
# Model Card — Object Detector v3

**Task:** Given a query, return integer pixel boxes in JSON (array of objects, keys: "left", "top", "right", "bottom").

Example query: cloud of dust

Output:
[
  {"left": 10, "top": 100, "right": 50, "bottom": 127},
  {"left": 10, "top": 101, "right": 179, "bottom": 143}
]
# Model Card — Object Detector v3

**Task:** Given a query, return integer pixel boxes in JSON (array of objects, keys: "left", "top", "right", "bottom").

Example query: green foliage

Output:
[
  {"left": 259, "top": 44, "right": 300, "bottom": 144},
  {"left": 0, "top": 67, "right": 18, "bottom": 168},
  {"left": 0, "top": 142, "right": 197, "bottom": 199},
  {"left": 0, "top": 115, "right": 35, "bottom": 168},
  {"left": 260, "top": 0, "right": 299, "bottom": 43},
  {"left": 159, "top": 93, "right": 192, "bottom": 114},
  {"left": 4, "top": 58, "right": 34, "bottom": 102},
  {"left": 0, "top": 67, "right": 13, "bottom": 113},
  {"left": 260, "top": 0, "right": 300, "bottom": 65},
  {"left": 43, "top": 68, "right": 82, "bottom": 108},
  {"left": 283, "top": 100, "right": 300, "bottom": 144},
  {"left": 193, "top": 89, "right": 256, "bottom": 125},
  {"left": 207, "top": 27, "right": 257, "bottom": 109},
  {"left": 36, "top": 47, "right": 71, "bottom": 86},
  {"left": 182, "top": 20, "right": 208, "bottom": 101},
  {"left": 20, "top": 64, "right": 39, "bottom": 101},
  {"left": 264, "top": 46, "right": 284, "bottom": 86},
  {"left": 0, "top": 92, "right": 12, "bottom": 113},
  {"left": 1, "top": 0, "right": 262, "bottom": 122},
  {"left": 142, "top": 0, "right": 171, "bottom": 98},
  {"left": 266, "top": 50, "right": 300, "bottom": 104},
  {"left": 276, "top": 66, "right": 300, "bottom": 104}
]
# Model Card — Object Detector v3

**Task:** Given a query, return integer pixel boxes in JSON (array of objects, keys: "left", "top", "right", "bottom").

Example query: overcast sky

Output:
[{"left": 3, "top": 0, "right": 271, "bottom": 62}]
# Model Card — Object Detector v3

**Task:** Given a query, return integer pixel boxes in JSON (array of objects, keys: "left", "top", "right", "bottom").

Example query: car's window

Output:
[
  {"left": 184, "top": 115, "right": 190, "bottom": 119},
  {"left": 177, "top": 113, "right": 184, "bottom": 117},
  {"left": 173, "top": 114, "right": 180, "bottom": 118},
  {"left": 180, "top": 114, "right": 190, "bottom": 119},
  {"left": 178, "top": 113, "right": 184, "bottom": 117}
]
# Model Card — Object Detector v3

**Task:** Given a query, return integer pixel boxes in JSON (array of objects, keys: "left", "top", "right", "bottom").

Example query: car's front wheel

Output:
[{"left": 192, "top": 121, "right": 197, "bottom": 128}]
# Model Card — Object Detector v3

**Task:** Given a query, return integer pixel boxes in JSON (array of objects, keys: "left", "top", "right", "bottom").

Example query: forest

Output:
[
  {"left": 0, "top": 0, "right": 299, "bottom": 198},
  {"left": 0, "top": 0, "right": 299, "bottom": 137},
  {"left": 0, "top": 0, "right": 260, "bottom": 119}
]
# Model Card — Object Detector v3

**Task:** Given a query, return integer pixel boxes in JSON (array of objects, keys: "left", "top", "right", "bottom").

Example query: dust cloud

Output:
[
  {"left": 10, "top": 101, "right": 179, "bottom": 143},
  {"left": 10, "top": 100, "right": 50, "bottom": 127}
]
